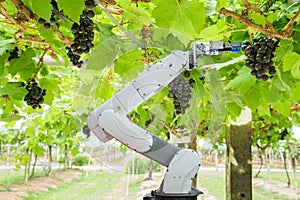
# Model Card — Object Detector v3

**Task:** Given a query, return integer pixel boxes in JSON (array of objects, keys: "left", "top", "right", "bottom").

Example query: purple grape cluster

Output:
[
  {"left": 67, "top": 1, "right": 95, "bottom": 67},
  {"left": 168, "top": 75, "right": 192, "bottom": 115},
  {"left": 23, "top": 79, "right": 46, "bottom": 109},
  {"left": 7, "top": 47, "right": 19, "bottom": 61},
  {"left": 242, "top": 37, "right": 278, "bottom": 81}
]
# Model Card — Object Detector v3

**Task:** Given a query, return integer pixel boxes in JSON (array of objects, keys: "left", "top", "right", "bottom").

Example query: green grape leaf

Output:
[
  {"left": 283, "top": 52, "right": 300, "bottom": 79},
  {"left": 250, "top": 12, "right": 266, "bottom": 27},
  {"left": 216, "top": 0, "right": 227, "bottom": 11},
  {"left": 39, "top": 77, "right": 60, "bottom": 91},
  {"left": 57, "top": 0, "right": 85, "bottom": 22},
  {"left": 244, "top": 86, "right": 261, "bottom": 110},
  {"left": 28, "top": 0, "right": 52, "bottom": 21},
  {"left": 225, "top": 67, "right": 256, "bottom": 95},
  {"left": 44, "top": 90, "right": 54, "bottom": 106},
  {"left": 87, "top": 38, "right": 122, "bottom": 70},
  {"left": 96, "top": 23, "right": 115, "bottom": 42},
  {"left": 257, "top": 100, "right": 270, "bottom": 116},
  {"left": 267, "top": 10, "right": 281, "bottom": 23},
  {"left": 152, "top": 0, "right": 205, "bottom": 38},
  {"left": 273, "top": 101, "right": 291, "bottom": 117},
  {"left": 276, "top": 40, "right": 293, "bottom": 61},
  {"left": 32, "top": 145, "right": 45, "bottom": 156},
  {"left": 0, "top": 57, "right": 4, "bottom": 78},
  {"left": 95, "top": 78, "right": 114, "bottom": 101},
  {"left": 199, "top": 20, "right": 228, "bottom": 40},
  {"left": 0, "top": 114, "right": 23, "bottom": 122},
  {"left": 260, "top": 83, "right": 282, "bottom": 104},
  {"left": 121, "top": 0, "right": 154, "bottom": 29},
  {"left": 73, "top": 94, "right": 92, "bottom": 115},
  {"left": 114, "top": 50, "right": 144, "bottom": 82},
  {"left": 164, "top": 33, "right": 185, "bottom": 51},
  {"left": 1, "top": 1, "right": 17, "bottom": 15},
  {"left": 0, "top": 39, "right": 15, "bottom": 55},
  {"left": 190, "top": 71, "right": 205, "bottom": 101},
  {"left": 40, "top": 65, "right": 49, "bottom": 76},
  {"left": 0, "top": 87, "right": 27, "bottom": 100},
  {"left": 136, "top": 106, "right": 150, "bottom": 123},
  {"left": 8, "top": 48, "right": 37, "bottom": 79},
  {"left": 226, "top": 102, "right": 242, "bottom": 119},
  {"left": 37, "top": 25, "right": 65, "bottom": 50},
  {"left": 78, "top": 83, "right": 94, "bottom": 97},
  {"left": 291, "top": 82, "right": 300, "bottom": 100}
]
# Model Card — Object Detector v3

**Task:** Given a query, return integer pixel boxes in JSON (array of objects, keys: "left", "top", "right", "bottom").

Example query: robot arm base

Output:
[{"left": 144, "top": 187, "right": 202, "bottom": 200}]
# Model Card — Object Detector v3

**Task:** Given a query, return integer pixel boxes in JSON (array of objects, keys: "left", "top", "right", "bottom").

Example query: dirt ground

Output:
[
  {"left": 0, "top": 170, "right": 299, "bottom": 200},
  {"left": 0, "top": 170, "right": 81, "bottom": 200}
]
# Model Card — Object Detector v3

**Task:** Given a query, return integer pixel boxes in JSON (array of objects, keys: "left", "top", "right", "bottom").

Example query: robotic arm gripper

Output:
[{"left": 87, "top": 41, "right": 241, "bottom": 199}]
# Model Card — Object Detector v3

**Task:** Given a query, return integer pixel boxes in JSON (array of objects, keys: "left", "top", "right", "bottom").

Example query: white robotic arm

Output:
[{"left": 87, "top": 41, "right": 241, "bottom": 199}]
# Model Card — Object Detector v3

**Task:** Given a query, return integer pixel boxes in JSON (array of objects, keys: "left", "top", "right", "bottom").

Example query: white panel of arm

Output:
[
  {"left": 87, "top": 96, "right": 126, "bottom": 142},
  {"left": 163, "top": 149, "right": 201, "bottom": 194},
  {"left": 132, "top": 51, "right": 189, "bottom": 101},
  {"left": 99, "top": 110, "right": 153, "bottom": 153},
  {"left": 87, "top": 82, "right": 144, "bottom": 142}
]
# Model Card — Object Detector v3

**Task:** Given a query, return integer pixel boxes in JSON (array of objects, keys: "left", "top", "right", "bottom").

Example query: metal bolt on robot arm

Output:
[{"left": 87, "top": 41, "right": 241, "bottom": 200}]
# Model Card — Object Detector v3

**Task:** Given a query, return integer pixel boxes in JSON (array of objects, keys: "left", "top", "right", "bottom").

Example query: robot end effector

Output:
[{"left": 189, "top": 41, "right": 242, "bottom": 69}]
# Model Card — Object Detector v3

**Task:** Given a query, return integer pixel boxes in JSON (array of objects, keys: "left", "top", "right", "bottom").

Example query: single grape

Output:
[
  {"left": 38, "top": 18, "right": 46, "bottom": 25},
  {"left": 44, "top": 23, "right": 51, "bottom": 29}
]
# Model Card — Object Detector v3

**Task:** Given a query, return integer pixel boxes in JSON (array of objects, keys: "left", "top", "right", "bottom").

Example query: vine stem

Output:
[
  {"left": 0, "top": 20, "right": 38, "bottom": 30},
  {"left": 17, "top": 37, "right": 50, "bottom": 46},
  {"left": 10, "top": 0, "right": 34, "bottom": 21},
  {"left": 0, "top": 4, "right": 25, "bottom": 32},
  {"left": 282, "top": 9, "right": 300, "bottom": 36},
  {"left": 32, "top": 48, "right": 49, "bottom": 80},
  {"left": 241, "top": 0, "right": 277, "bottom": 33},
  {"left": 9, "top": 0, "right": 72, "bottom": 46},
  {"left": 219, "top": 8, "right": 291, "bottom": 40},
  {"left": 95, "top": 0, "right": 146, "bottom": 49}
]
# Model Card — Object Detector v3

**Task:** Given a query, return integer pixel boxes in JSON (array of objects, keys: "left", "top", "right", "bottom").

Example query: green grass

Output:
[
  {"left": 198, "top": 171, "right": 296, "bottom": 200},
  {"left": 23, "top": 171, "right": 141, "bottom": 200},
  {"left": 198, "top": 172, "right": 225, "bottom": 200},
  {"left": 256, "top": 171, "right": 299, "bottom": 187},
  {"left": 0, "top": 168, "right": 47, "bottom": 192},
  {"left": 252, "top": 187, "right": 291, "bottom": 200},
  {"left": 0, "top": 169, "right": 24, "bottom": 187}
]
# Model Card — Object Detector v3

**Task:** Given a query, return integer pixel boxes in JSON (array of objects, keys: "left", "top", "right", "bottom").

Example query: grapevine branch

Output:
[
  {"left": 220, "top": 8, "right": 291, "bottom": 40},
  {"left": 95, "top": 0, "right": 146, "bottom": 49},
  {"left": 0, "top": 19, "right": 37, "bottom": 30},
  {"left": 10, "top": 0, "right": 34, "bottom": 21},
  {"left": 241, "top": 0, "right": 277, "bottom": 33},
  {"left": 0, "top": 4, "right": 26, "bottom": 32},
  {"left": 9, "top": 0, "right": 72, "bottom": 46},
  {"left": 17, "top": 37, "right": 50, "bottom": 46},
  {"left": 32, "top": 48, "right": 49, "bottom": 80},
  {"left": 282, "top": 9, "right": 300, "bottom": 36}
]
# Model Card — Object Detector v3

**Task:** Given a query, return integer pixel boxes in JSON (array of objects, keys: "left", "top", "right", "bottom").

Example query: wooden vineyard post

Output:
[
  {"left": 226, "top": 107, "right": 252, "bottom": 200},
  {"left": 190, "top": 130, "right": 197, "bottom": 187}
]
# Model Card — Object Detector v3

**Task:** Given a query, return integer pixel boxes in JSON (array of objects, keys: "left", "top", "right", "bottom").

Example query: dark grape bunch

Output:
[
  {"left": 67, "top": 1, "right": 95, "bottom": 67},
  {"left": 242, "top": 37, "right": 278, "bottom": 81},
  {"left": 23, "top": 79, "right": 46, "bottom": 109},
  {"left": 66, "top": 46, "right": 84, "bottom": 68},
  {"left": 168, "top": 75, "right": 192, "bottom": 115},
  {"left": 70, "top": 10, "right": 95, "bottom": 55},
  {"left": 38, "top": 0, "right": 60, "bottom": 29},
  {"left": 6, "top": 47, "right": 19, "bottom": 61}
]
